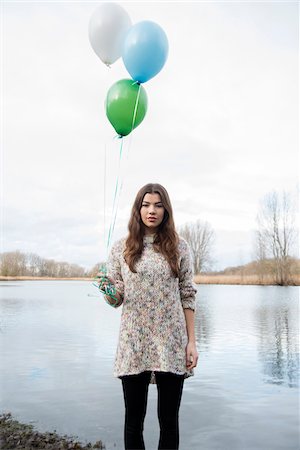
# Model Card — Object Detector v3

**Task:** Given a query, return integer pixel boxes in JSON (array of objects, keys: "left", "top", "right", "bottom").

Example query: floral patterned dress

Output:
[{"left": 106, "top": 234, "right": 197, "bottom": 384}]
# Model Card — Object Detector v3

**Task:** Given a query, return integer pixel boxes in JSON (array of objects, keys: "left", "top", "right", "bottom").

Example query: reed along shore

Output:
[
  {"left": 1, "top": 275, "right": 299, "bottom": 285},
  {"left": 194, "top": 274, "right": 300, "bottom": 285}
]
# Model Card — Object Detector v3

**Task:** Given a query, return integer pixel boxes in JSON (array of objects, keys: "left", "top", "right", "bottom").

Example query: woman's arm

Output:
[
  {"left": 178, "top": 238, "right": 197, "bottom": 311},
  {"left": 183, "top": 308, "right": 196, "bottom": 344},
  {"left": 178, "top": 238, "right": 199, "bottom": 369},
  {"left": 105, "top": 240, "right": 125, "bottom": 308},
  {"left": 184, "top": 308, "right": 198, "bottom": 370}
]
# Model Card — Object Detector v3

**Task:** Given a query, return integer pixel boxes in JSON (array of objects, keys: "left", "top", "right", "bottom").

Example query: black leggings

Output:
[{"left": 121, "top": 371, "right": 185, "bottom": 450}]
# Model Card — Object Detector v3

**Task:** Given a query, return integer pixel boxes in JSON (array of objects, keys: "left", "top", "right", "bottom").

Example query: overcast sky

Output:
[{"left": 1, "top": 1, "right": 298, "bottom": 271}]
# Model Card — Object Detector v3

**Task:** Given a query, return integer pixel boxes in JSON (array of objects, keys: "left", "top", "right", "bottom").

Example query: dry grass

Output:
[
  {"left": 194, "top": 274, "right": 300, "bottom": 286},
  {"left": 1, "top": 275, "right": 299, "bottom": 286}
]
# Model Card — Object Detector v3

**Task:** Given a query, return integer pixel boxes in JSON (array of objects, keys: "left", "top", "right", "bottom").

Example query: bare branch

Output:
[{"left": 178, "top": 220, "right": 215, "bottom": 274}]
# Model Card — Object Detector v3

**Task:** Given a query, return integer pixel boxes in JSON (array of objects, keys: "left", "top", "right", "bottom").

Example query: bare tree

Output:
[
  {"left": 27, "top": 253, "right": 43, "bottom": 276},
  {"left": 44, "top": 259, "right": 58, "bottom": 277},
  {"left": 57, "top": 261, "right": 70, "bottom": 278},
  {"left": 178, "top": 220, "right": 215, "bottom": 274},
  {"left": 256, "top": 190, "right": 298, "bottom": 285},
  {"left": 0, "top": 251, "right": 27, "bottom": 276},
  {"left": 254, "top": 229, "right": 268, "bottom": 283},
  {"left": 69, "top": 263, "right": 86, "bottom": 278}
]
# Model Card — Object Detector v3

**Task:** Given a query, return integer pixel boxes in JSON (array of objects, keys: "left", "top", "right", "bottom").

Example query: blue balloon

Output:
[{"left": 122, "top": 21, "right": 169, "bottom": 83}]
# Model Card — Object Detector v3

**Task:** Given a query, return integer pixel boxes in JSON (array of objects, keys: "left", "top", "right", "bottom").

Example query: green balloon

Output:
[{"left": 105, "top": 79, "right": 148, "bottom": 136}]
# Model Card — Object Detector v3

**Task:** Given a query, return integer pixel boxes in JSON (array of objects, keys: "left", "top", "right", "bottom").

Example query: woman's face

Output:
[{"left": 140, "top": 192, "right": 165, "bottom": 234}]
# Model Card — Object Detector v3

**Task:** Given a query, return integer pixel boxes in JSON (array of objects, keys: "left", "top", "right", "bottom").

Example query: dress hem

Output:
[{"left": 114, "top": 368, "right": 194, "bottom": 384}]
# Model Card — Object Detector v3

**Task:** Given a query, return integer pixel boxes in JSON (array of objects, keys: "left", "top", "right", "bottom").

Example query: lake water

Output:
[{"left": 0, "top": 281, "right": 299, "bottom": 450}]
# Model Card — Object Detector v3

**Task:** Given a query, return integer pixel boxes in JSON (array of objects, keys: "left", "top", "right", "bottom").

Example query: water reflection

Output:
[
  {"left": 194, "top": 289, "right": 213, "bottom": 350},
  {"left": 0, "top": 282, "right": 298, "bottom": 450},
  {"left": 255, "top": 287, "right": 299, "bottom": 387},
  {"left": 0, "top": 297, "right": 26, "bottom": 333}
]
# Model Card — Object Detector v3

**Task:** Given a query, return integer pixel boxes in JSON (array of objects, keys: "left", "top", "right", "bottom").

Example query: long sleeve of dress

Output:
[
  {"left": 178, "top": 238, "right": 197, "bottom": 311},
  {"left": 106, "top": 240, "right": 124, "bottom": 308}
]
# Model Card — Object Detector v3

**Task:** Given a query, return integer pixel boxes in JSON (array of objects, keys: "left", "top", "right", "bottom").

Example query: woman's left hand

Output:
[{"left": 186, "top": 341, "right": 198, "bottom": 370}]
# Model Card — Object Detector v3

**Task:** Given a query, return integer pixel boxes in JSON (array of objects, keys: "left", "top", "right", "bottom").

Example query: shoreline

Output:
[
  {"left": 0, "top": 275, "right": 299, "bottom": 286},
  {"left": 0, "top": 276, "right": 93, "bottom": 281},
  {"left": 0, "top": 412, "right": 105, "bottom": 449}
]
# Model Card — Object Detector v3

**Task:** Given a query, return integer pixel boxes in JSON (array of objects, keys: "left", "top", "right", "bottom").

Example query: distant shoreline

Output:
[
  {"left": 1, "top": 275, "right": 299, "bottom": 286},
  {"left": 0, "top": 276, "right": 93, "bottom": 281}
]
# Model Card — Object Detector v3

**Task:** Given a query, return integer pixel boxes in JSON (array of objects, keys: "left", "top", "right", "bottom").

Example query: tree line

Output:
[
  {"left": 1, "top": 189, "right": 298, "bottom": 285},
  {"left": 0, "top": 251, "right": 89, "bottom": 278}
]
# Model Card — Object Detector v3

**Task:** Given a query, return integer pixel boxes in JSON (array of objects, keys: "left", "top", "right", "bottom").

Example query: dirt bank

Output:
[{"left": 0, "top": 413, "right": 105, "bottom": 449}]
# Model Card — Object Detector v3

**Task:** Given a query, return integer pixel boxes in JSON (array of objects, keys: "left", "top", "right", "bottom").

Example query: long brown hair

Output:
[{"left": 124, "top": 183, "right": 180, "bottom": 277}]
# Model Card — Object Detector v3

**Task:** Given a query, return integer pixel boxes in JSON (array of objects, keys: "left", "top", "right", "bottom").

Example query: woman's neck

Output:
[{"left": 144, "top": 230, "right": 157, "bottom": 236}]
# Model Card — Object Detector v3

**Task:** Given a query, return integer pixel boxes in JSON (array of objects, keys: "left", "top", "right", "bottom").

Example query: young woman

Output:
[{"left": 102, "top": 183, "right": 198, "bottom": 450}]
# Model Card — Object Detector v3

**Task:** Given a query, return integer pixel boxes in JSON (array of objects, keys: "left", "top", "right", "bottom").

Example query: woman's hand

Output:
[
  {"left": 186, "top": 341, "right": 198, "bottom": 370},
  {"left": 96, "top": 272, "right": 122, "bottom": 305},
  {"left": 96, "top": 272, "right": 115, "bottom": 292}
]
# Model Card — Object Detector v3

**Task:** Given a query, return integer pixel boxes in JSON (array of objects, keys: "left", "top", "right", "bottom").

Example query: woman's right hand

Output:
[
  {"left": 96, "top": 272, "right": 115, "bottom": 292},
  {"left": 96, "top": 272, "right": 122, "bottom": 305}
]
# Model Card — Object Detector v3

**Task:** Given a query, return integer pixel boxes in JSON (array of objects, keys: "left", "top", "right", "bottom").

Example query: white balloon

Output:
[{"left": 88, "top": 3, "right": 132, "bottom": 66}]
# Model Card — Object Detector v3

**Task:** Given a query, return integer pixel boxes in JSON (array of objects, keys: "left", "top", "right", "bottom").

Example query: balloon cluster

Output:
[{"left": 89, "top": 2, "right": 168, "bottom": 137}]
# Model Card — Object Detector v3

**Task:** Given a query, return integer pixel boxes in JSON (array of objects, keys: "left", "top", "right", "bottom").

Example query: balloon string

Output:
[
  {"left": 93, "top": 81, "right": 141, "bottom": 304},
  {"left": 104, "top": 143, "right": 107, "bottom": 259},
  {"left": 112, "top": 83, "right": 141, "bottom": 232},
  {"left": 106, "top": 138, "right": 124, "bottom": 252},
  {"left": 131, "top": 83, "right": 141, "bottom": 134},
  {"left": 120, "top": 82, "right": 141, "bottom": 169},
  {"left": 106, "top": 83, "right": 141, "bottom": 252},
  {"left": 93, "top": 138, "right": 125, "bottom": 308},
  {"left": 108, "top": 138, "right": 124, "bottom": 251}
]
